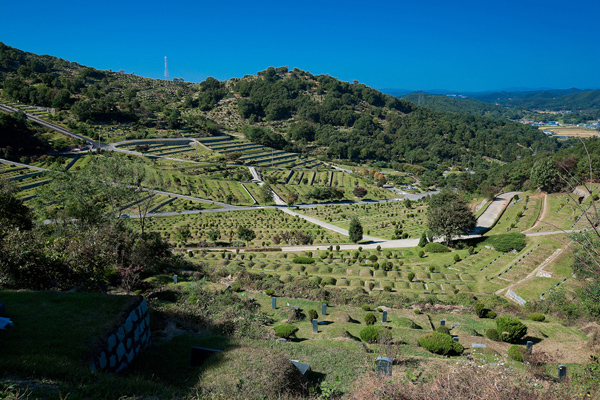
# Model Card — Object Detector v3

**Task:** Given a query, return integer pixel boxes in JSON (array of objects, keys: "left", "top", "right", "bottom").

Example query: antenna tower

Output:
[{"left": 164, "top": 56, "right": 170, "bottom": 81}]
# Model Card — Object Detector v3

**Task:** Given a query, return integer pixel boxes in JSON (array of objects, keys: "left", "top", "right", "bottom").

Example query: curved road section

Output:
[{"left": 472, "top": 191, "right": 520, "bottom": 235}]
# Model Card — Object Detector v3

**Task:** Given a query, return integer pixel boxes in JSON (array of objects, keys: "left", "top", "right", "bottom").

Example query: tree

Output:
[
  {"left": 530, "top": 158, "right": 558, "bottom": 192},
  {"left": 348, "top": 217, "right": 363, "bottom": 243},
  {"left": 427, "top": 190, "right": 476, "bottom": 245},
  {"left": 0, "top": 179, "right": 33, "bottom": 232},
  {"left": 418, "top": 232, "right": 428, "bottom": 247},
  {"left": 353, "top": 187, "right": 368, "bottom": 198},
  {"left": 208, "top": 229, "right": 220, "bottom": 243},
  {"left": 238, "top": 226, "right": 256, "bottom": 245}
]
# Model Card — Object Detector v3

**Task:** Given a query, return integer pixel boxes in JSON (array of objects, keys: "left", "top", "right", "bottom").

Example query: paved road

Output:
[
  {"left": 0, "top": 158, "right": 51, "bottom": 172},
  {"left": 472, "top": 191, "right": 521, "bottom": 234}
]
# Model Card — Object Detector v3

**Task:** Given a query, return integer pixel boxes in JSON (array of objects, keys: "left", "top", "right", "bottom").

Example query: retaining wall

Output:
[{"left": 89, "top": 297, "right": 151, "bottom": 373}]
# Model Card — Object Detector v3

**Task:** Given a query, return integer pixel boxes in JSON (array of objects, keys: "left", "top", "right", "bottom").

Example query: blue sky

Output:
[{"left": 2, "top": 0, "right": 599, "bottom": 92}]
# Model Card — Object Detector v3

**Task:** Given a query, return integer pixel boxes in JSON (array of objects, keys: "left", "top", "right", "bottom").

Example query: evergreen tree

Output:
[
  {"left": 348, "top": 217, "right": 363, "bottom": 243},
  {"left": 418, "top": 232, "right": 428, "bottom": 247},
  {"left": 427, "top": 190, "right": 476, "bottom": 245}
]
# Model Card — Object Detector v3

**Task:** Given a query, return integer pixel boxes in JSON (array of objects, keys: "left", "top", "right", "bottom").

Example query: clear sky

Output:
[{"left": 2, "top": 0, "right": 599, "bottom": 92}]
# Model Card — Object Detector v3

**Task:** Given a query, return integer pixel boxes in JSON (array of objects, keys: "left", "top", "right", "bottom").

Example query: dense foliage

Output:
[
  {"left": 496, "top": 316, "right": 528, "bottom": 343},
  {"left": 419, "top": 332, "right": 464, "bottom": 355}
]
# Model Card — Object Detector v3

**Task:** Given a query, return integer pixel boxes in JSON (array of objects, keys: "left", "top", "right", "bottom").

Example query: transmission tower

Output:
[
  {"left": 164, "top": 56, "right": 169, "bottom": 81},
  {"left": 416, "top": 90, "right": 424, "bottom": 106}
]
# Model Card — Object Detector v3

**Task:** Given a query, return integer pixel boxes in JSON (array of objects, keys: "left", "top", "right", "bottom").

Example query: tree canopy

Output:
[{"left": 427, "top": 191, "right": 476, "bottom": 245}]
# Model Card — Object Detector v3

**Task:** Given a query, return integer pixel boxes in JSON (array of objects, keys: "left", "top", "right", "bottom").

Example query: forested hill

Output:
[
  {"left": 471, "top": 88, "right": 600, "bottom": 111},
  {"left": 401, "top": 93, "right": 525, "bottom": 120},
  {"left": 0, "top": 43, "right": 560, "bottom": 167}
]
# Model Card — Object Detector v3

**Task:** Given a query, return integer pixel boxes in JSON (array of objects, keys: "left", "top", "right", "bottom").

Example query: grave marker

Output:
[
  {"left": 322, "top": 303, "right": 327, "bottom": 316},
  {"left": 382, "top": 310, "right": 388, "bottom": 323},
  {"left": 291, "top": 360, "right": 311, "bottom": 375},
  {"left": 526, "top": 341, "right": 533, "bottom": 354},
  {"left": 558, "top": 365, "right": 567, "bottom": 379},
  {"left": 375, "top": 356, "right": 393, "bottom": 376},
  {"left": 312, "top": 319, "right": 318, "bottom": 333},
  {"left": 173, "top": 275, "right": 178, "bottom": 284},
  {"left": 440, "top": 319, "right": 445, "bottom": 326},
  {"left": 272, "top": 297, "right": 277, "bottom": 310},
  {"left": 453, "top": 336, "right": 459, "bottom": 342}
]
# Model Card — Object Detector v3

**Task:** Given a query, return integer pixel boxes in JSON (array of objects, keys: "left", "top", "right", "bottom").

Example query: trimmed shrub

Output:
[
  {"left": 368, "top": 254, "right": 378, "bottom": 262},
  {"left": 483, "top": 233, "right": 527, "bottom": 252},
  {"left": 485, "top": 328, "right": 500, "bottom": 341},
  {"left": 383, "top": 285, "right": 392, "bottom": 292},
  {"left": 419, "top": 332, "right": 464, "bottom": 356},
  {"left": 485, "top": 310, "right": 497, "bottom": 319},
  {"left": 231, "top": 284, "right": 242, "bottom": 292},
  {"left": 413, "top": 309, "right": 422, "bottom": 315},
  {"left": 359, "top": 326, "right": 381, "bottom": 343},
  {"left": 264, "top": 289, "right": 275, "bottom": 296},
  {"left": 496, "top": 316, "right": 528, "bottom": 343},
  {"left": 361, "top": 304, "right": 371, "bottom": 311},
  {"left": 424, "top": 243, "right": 450, "bottom": 253},
  {"left": 292, "top": 257, "right": 315, "bottom": 264},
  {"left": 364, "top": 312, "right": 377, "bottom": 326},
  {"left": 453, "top": 254, "right": 461, "bottom": 262},
  {"left": 529, "top": 313, "right": 546, "bottom": 322},
  {"left": 308, "top": 309, "right": 318, "bottom": 321},
  {"left": 508, "top": 345, "right": 527, "bottom": 362},
  {"left": 274, "top": 323, "right": 299, "bottom": 339},
  {"left": 436, "top": 325, "right": 451, "bottom": 335},
  {"left": 475, "top": 302, "right": 496, "bottom": 319},
  {"left": 408, "top": 272, "right": 416, "bottom": 282},
  {"left": 418, "top": 250, "right": 425, "bottom": 258}
]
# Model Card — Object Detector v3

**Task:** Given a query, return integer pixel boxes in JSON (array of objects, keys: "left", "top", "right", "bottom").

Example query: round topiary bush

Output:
[
  {"left": 361, "top": 304, "right": 371, "bottom": 311},
  {"left": 485, "top": 310, "right": 497, "bottom": 319},
  {"left": 436, "top": 325, "right": 451, "bottom": 335},
  {"left": 419, "top": 332, "right": 464, "bottom": 356},
  {"left": 265, "top": 289, "right": 275, "bottom": 296},
  {"left": 413, "top": 309, "right": 422, "bottom": 315},
  {"left": 308, "top": 309, "right": 318, "bottom": 321},
  {"left": 274, "top": 323, "right": 299, "bottom": 339},
  {"left": 359, "top": 326, "right": 381, "bottom": 343},
  {"left": 529, "top": 313, "right": 546, "bottom": 322},
  {"left": 508, "top": 345, "right": 527, "bottom": 362},
  {"left": 496, "top": 316, "right": 528, "bottom": 343},
  {"left": 424, "top": 243, "right": 450, "bottom": 253},
  {"left": 485, "top": 328, "right": 500, "bottom": 341},
  {"left": 364, "top": 312, "right": 377, "bottom": 326}
]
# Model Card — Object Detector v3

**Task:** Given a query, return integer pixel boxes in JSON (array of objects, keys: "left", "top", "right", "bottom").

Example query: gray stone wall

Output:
[{"left": 90, "top": 298, "right": 151, "bottom": 373}]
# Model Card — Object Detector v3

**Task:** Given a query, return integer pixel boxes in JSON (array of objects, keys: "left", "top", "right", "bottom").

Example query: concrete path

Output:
[
  {"left": 472, "top": 191, "right": 521, "bottom": 234},
  {"left": 0, "top": 158, "right": 51, "bottom": 172}
]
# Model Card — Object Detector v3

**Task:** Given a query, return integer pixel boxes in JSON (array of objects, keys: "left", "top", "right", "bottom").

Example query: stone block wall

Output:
[{"left": 90, "top": 298, "right": 151, "bottom": 373}]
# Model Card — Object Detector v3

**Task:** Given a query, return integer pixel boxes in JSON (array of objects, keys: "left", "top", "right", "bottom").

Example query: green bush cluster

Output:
[
  {"left": 496, "top": 316, "right": 528, "bottom": 343},
  {"left": 529, "top": 313, "right": 546, "bottom": 322},
  {"left": 292, "top": 256, "right": 315, "bottom": 264},
  {"left": 485, "top": 328, "right": 500, "bottom": 341},
  {"left": 424, "top": 243, "right": 450, "bottom": 253},
  {"left": 364, "top": 312, "right": 377, "bottom": 326},
  {"left": 265, "top": 289, "right": 275, "bottom": 296},
  {"left": 308, "top": 309, "right": 318, "bottom": 320},
  {"left": 321, "top": 277, "right": 336, "bottom": 285},
  {"left": 359, "top": 326, "right": 381, "bottom": 343},
  {"left": 483, "top": 233, "right": 527, "bottom": 252},
  {"left": 273, "top": 323, "right": 299, "bottom": 339},
  {"left": 474, "top": 302, "right": 497, "bottom": 319},
  {"left": 419, "top": 332, "right": 464, "bottom": 356},
  {"left": 436, "top": 325, "right": 451, "bottom": 335},
  {"left": 508, "top": 345, "right": 527, "bottom": 362},
  {"left": 361, "top": 305, "right": 371, "bottom": 311}
]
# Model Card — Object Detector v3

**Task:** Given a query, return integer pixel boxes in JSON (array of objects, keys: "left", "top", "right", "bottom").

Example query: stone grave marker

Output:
[
  {"left": 440, "top": 319, "right": 445, "bottom": 326},
  {"left": 312, "top": 319, "right": 318, "bottom": 333},
  {"left": 278, "top": 338, "right": 287, "bottom": 343},
  {"left": 526, "top": 341, "right": 533, "bottom": 354},
  {"left": 272, "top": 297, "right": 277, "bottom": 310},
  {"left": 322, "top": 303, "right": 327, "bottom": 316},
  {"left": 191, "top": 347, "right": 222, "bottom": 367},
  {"left": 472, "top": 343, "right": 486, "bottom": 348},
  {"left": 382, "top": 310, "right": 388, "bottom": 323},
  {"left": 375, "top": 356, "right": 393, "bottom": 376},
  {"left": 290, "top": 360, "right": 311, "bottom": 375},
  {"left": 558, "top": 365, "right": 567, "bottom": 379},
  {"left": 453, "top": 336, "right": 459, "bottom": 342},
  {"left": 173, "top": 275, "right": 178, "bottom": 284}
]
